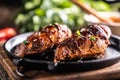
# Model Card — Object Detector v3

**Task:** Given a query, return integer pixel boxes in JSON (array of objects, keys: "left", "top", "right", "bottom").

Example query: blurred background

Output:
[{"left": 0, "top": 0, "right": 120, "bottom": 34}]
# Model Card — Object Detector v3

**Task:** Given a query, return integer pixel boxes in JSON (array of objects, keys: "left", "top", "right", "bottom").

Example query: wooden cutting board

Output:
[{"left": 1, "top": 45, "right": 120, "bottom": 80}]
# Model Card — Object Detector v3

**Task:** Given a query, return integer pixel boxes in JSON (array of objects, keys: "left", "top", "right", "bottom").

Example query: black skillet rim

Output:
[{"left": 3, "top": 33, "right": 120, "bottom": 65}]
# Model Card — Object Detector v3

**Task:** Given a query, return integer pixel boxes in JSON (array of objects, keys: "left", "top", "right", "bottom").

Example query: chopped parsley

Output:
[
  {"left": 23, "top": 40, "right": 29, "bottom": 45},
  {"left": 90, "top": 36, "right": 96, "bottom": 41},
  {"left": 76, "top": 30, "right": 82, "bottom": 37}
]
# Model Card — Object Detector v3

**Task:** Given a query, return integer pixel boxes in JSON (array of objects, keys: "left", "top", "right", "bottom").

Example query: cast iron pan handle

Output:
[
  {"left": 16, "top": 65, "right": 26, "bottom": 77},
  {"left": 110, "top": 35, "right": 120, "bottom": 49},
  {"left": 13, "top": 58, "right": 24, "bottom": 66},
  {"left": 13, "top": 58, "right": 26, "bottom": 77}
]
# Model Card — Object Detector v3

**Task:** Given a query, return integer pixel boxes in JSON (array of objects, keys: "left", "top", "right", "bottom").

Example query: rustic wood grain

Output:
[{"left": 0, "top": 64, "right": 10, "bottom": 80}]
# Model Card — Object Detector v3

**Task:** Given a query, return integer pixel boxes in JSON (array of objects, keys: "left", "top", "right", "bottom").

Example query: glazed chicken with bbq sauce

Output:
[
  {"left": 15, "top": 23, "right": 112, "bottom": 62},
  {"left": 54, "top": 24, "right": 111, "bottom": 62},
  {"left": 15, "top": 24, "right": 72, "bottom": 57}
]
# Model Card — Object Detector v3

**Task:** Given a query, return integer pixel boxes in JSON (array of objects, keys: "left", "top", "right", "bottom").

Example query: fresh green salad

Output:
[{"left": 15, "top": 0, "right": 112, "bottom": 33}]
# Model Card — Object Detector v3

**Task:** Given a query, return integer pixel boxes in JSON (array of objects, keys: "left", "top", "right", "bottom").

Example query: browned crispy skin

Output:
[
  {"left": 15, "top": 24, "right": 72, "bottom": 57},
  {"left": 54, "top": 24, "right": 111, "bottom": 62}
]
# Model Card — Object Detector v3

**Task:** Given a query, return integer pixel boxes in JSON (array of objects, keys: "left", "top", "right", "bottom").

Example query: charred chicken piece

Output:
[
  {"left": 54, "top": 24, "right": 111, "bottom": 62},
  {"left": 15, "top": 24, "right": 72, "bottom": 57}
]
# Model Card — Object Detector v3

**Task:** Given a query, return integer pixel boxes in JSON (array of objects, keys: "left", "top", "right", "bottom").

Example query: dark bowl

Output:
[{"left": 3, "top": 32, "right": 120, "bottom": 72}]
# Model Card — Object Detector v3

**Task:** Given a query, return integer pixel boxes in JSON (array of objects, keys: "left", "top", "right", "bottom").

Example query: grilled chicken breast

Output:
[
  {"left": 15, "top": 24, "right": 72, "bottom": 57},
  {"left": 54, "top": 24, "right": 111, "bottom": 62}
]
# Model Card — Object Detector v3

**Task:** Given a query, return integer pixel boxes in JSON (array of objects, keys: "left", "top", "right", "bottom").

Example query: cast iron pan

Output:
[{"left": 3, "top": 32, "right": 120, "bottom": 76}]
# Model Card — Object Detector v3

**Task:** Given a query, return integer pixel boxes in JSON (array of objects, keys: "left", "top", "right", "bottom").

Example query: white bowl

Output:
[{"left": 84, "top": 12, "right": 120, "bottom": 36}]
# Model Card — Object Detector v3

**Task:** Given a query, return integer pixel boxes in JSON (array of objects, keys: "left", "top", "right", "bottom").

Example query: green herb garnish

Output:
[
  {"left": 76, "top": 30, "right": 82, "bottom": 37},
  {"left": 23, "top": 40, "right": 29, "bottom": 45},
  {"left": 90, "top": 36, "right": 96, "bottom": 41}
]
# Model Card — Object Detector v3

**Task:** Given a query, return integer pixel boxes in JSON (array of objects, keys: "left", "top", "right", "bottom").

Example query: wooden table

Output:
[{"left": 1, "top": 44, "right": 120, "bottom": 80}]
